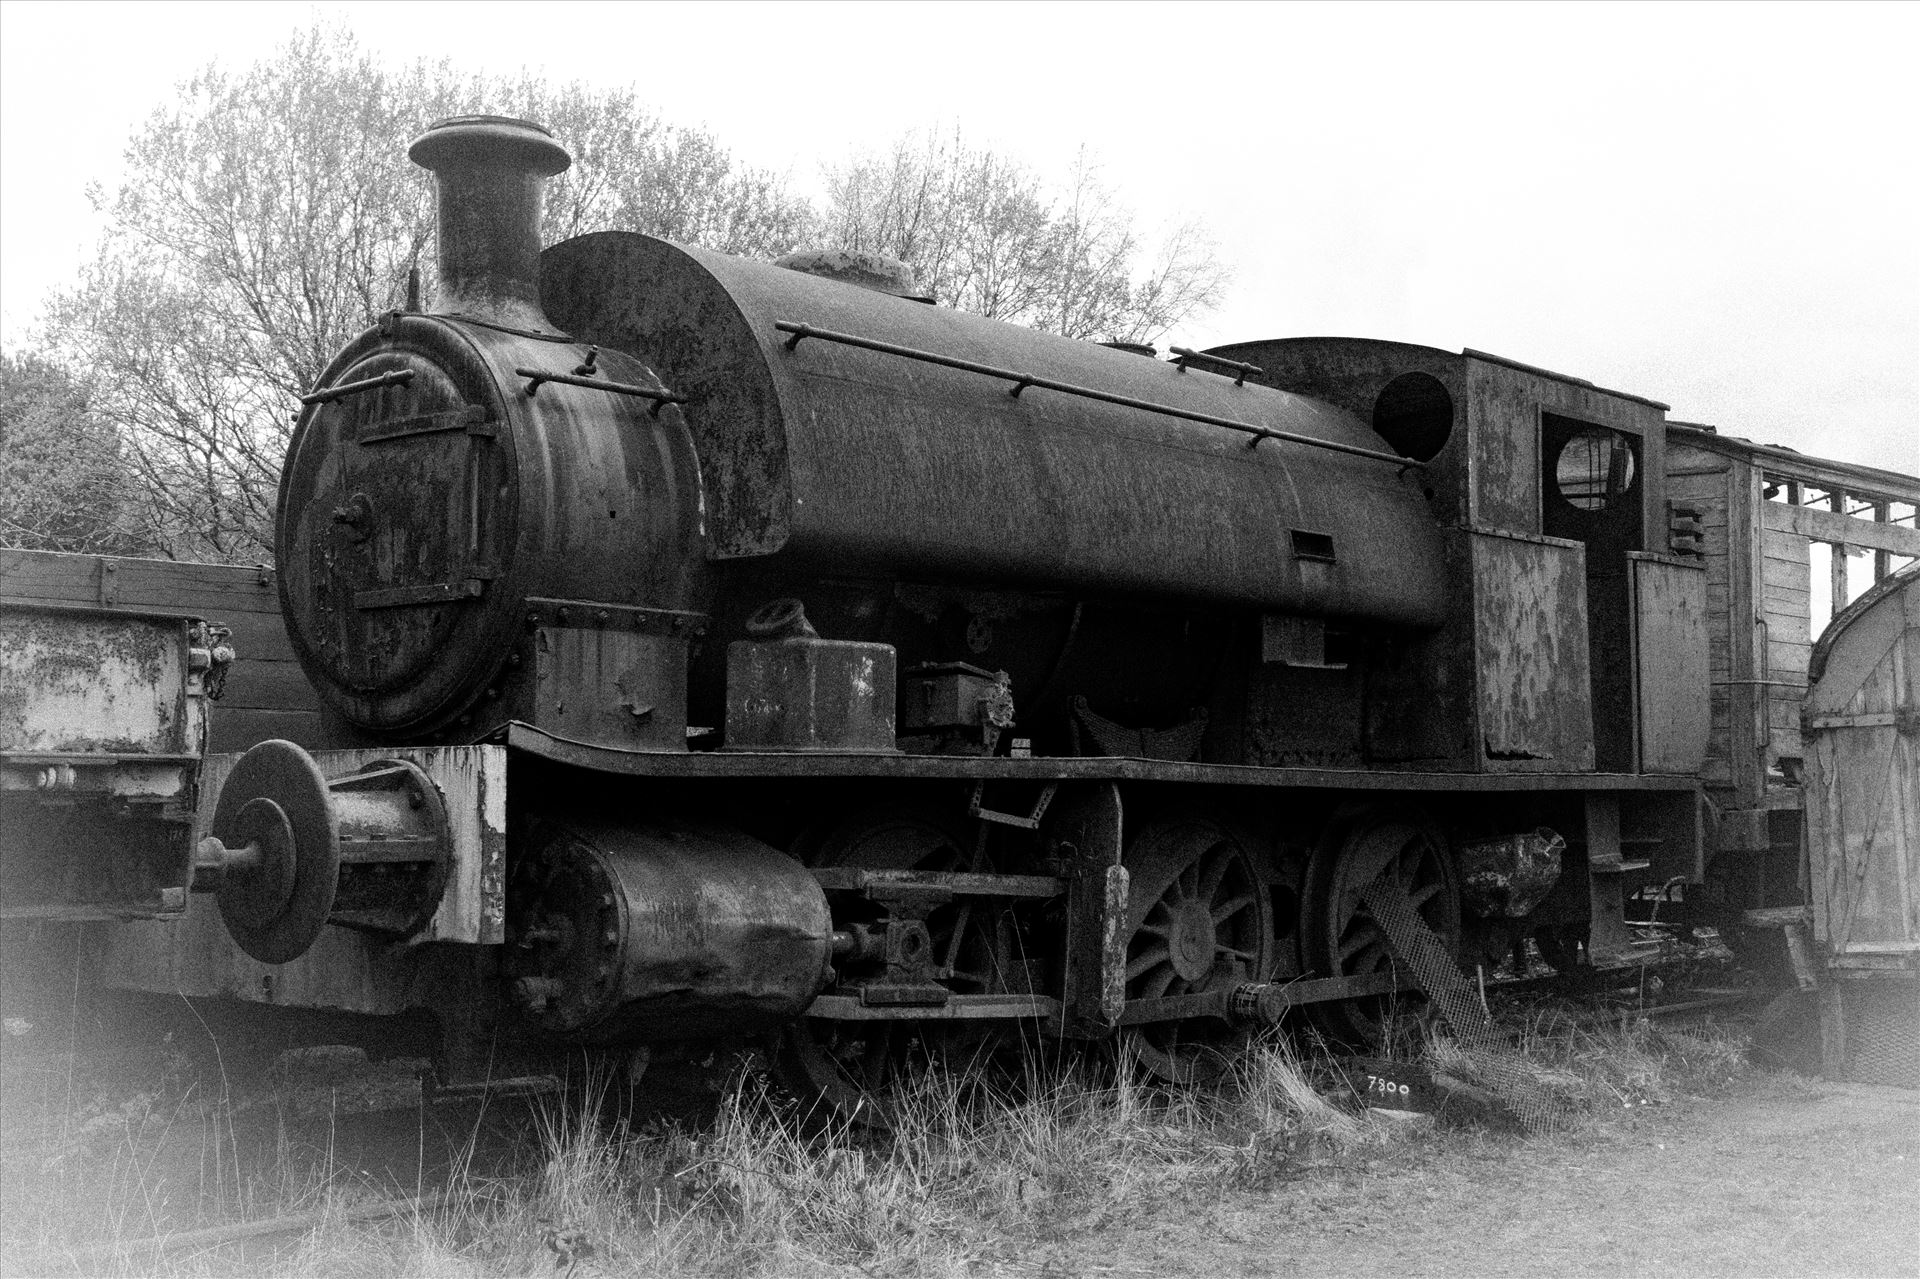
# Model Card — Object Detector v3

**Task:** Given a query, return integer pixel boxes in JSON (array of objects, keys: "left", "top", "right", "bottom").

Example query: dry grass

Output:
[{"left": 0, "top": 997, "right": 1777, "bottom": 1279}]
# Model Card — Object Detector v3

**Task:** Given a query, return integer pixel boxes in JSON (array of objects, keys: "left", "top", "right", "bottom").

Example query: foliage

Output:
[
  {"left": 0, "top": 349, "right": 145, "bottom": 554},
  {"left": 821, "top": 129, "right": 1228, "bottom": 343}
]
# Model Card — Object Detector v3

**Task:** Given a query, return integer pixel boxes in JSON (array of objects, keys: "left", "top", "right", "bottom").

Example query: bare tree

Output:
[
  {"left": 41, "top": 23, "right": 815, "bottom": 562},
  {"left": 821, "top": 130, "right": 1228, "bottom": 344}
]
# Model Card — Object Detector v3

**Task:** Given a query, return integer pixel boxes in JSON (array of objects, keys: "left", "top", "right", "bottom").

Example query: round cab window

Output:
[{"left": 1554, "top": 428, "right": 1637, "bottom": 510}]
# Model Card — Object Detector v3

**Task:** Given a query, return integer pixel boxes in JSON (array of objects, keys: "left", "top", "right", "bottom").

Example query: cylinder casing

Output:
[{"left": 511, "top": 820, "right": 833, "bottom": 1043}]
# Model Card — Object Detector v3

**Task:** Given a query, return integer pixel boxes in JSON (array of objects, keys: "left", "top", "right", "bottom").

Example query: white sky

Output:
[{"left": 2, "top": 0, "right": 1914, "bottom": 474}]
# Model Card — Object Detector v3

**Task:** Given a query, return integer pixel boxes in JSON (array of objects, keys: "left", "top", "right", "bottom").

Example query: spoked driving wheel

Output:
[
  {"left": 777, "top": 807, "right": 1031, "bottom": 1129},
  {"left": 1301, "top": 813, "right": 1460, "bottom": 1046},
  {"left": 1121, "top": 818, "right": 1273, "bottom": 1083}
]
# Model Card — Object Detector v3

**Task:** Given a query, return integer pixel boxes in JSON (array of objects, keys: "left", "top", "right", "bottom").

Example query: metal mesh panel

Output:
[
  {"left": 1835, "top": 979, "right": 1920, "bottom": 1089},
  {"left": 1362, "top": 880, "right": 1575, "bottom": 1134}
]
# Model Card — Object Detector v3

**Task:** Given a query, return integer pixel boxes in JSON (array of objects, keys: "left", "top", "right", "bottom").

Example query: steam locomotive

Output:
[{"left": 9, "top": 114, "right": 1917, "bottom": 1114}]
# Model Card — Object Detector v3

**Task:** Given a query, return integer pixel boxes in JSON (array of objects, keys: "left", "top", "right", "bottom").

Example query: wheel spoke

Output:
[
  {"left": 1126, "top": 945, "right": 1173, "bottom": 982},
  {"left": 1211, "top": 892, "right": 1255, "bottom": 925},
  {"left": 1339, "top": 927, "right": 1380, "bottom": 962},
  {"left": 1408, "top": 881, "right": 1443, "bottom": 910},
  {"left": 1142, "top": 965, "right": 1179, "bottom": 1000},
  {"left": 1215, "top": 945, "right": 1256, "bottom": 962},
  {"left": 1199, "top": 847, "right": 1230, "bottom": 900},
  {"left": 1344, "top": 939, "right": 1388, "bottom": 972}
]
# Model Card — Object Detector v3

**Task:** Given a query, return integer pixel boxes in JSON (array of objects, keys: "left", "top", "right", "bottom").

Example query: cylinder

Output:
[{"left": 508, "top": 819, "right": 832, "bottom": 1042}]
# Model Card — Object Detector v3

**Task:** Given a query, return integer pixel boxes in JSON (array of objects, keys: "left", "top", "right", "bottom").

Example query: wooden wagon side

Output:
[
  {"left": 1665, "top": 429, "right": 1918, "bottom": 932},
  {"left": 1802, "top": 564, "right": 1919, "bottom": 1085},
  {"left": 1, "top": 549, "right": 324, "bottom": 752}
]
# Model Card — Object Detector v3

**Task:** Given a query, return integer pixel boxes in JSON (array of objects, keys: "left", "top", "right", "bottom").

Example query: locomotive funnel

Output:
[{"left": 408, "top": 115, "right": 571, "bottom": 331}]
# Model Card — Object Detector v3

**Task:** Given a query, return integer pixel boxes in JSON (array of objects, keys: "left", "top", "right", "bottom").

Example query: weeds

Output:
[
  {"left": 0, "top": 994, "right": 1781, "bottom": 1278},
  {"left": 1485, "top": 995, "right": 1754, "bottom": 1112}
]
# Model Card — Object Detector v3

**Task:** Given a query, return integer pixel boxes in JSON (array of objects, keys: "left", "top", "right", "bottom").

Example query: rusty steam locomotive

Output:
[{"left": 12, "top": 114, "right": 1916, "bottom": 1111}]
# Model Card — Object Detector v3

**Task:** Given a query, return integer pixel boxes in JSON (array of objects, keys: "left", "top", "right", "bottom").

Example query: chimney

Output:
[{"left": 407, "top": 115, "right": 571, "bottom": 330}]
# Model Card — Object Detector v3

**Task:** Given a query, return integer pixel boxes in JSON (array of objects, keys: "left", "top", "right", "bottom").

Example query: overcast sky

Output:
[{"left": 2, "top": 0, "right": 1914, "bottom": 474}]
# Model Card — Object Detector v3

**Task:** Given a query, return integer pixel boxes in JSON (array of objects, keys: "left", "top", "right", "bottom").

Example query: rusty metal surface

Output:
[
  {"left": 279, "top": 313, "right": 708, "bottom": 739},
  {"left": 277, "top": 116, "right": 707, "bottom": 741},
  {"left": 0, "top": 606, "right": 191, "bottom": 756},
  {"left": 811, "top": 867, "right": 1064, "bottom": 897},
  {"left": 899, "top": 662, "right": 1014, "bottom": 755},
  {"left": 1042, "top": 781, "right": 1127, "bottom": 1038},
  {"left": 773, "top": 247, "right": 932, "bottom": 301},
  {"left": 0, "top": 600, "right": 228, "bottom": 919},
  {"left": 1117, "top": 968, "right": 1413, "bottom": 1025},
  {"left": 0, "top": 799, "right": 192, "bottom": 920},
  {"left": 1, "top": 550, "right": 327, "bottom": 754},
  {"left": 502, "top": 721, "right": 1702, "bottom": 792},
  {"left": 1468, "top": 528, "right": 1596, "bottom": 771},
  {"left": 540, "top": 231, "right": 1448, "bottom": 628},
  {"left": 508, "top": 818, "right": 831, "bottom": 1042},
  {"left": 805, "top": 992, "right": 1059, "bottom": 1021},
  {"left": 204, "top": 739, "right": 340, "bottom": 964},
  {"left": 723, "top": 636, "right": 897, "bottom": 753},
  {"left": 534, "top": 624, "right": 691, "bottom": 751},
  {"left": 408, "top": 115, "right": 571, "bottom": 334},
  {"left": 100, "top": 744, "right": 507, "bottom": 1005},
  {"left": 774, "top": 321, "right": 1422, "bottom": 468},
  {"left": 722, "top": 600, "right": 896, "bottom": 753}
]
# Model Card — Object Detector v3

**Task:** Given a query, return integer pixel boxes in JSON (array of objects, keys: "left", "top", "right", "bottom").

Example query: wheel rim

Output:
[
  {"left": 1303, "top": 817, "right": 1459, "bottom": 1045},
  {"left": 1122, "top": 819, "right": 1272, "bottom": 1083}
]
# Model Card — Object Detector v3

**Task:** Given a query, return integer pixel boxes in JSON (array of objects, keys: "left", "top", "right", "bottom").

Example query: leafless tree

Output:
[{"left": 821, "top": 129, "right": 1228, "bottom": 344}]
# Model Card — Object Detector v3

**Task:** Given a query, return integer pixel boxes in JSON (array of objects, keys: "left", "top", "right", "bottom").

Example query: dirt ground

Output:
[{"left": 1054, "top": 1080, "right": 1920, "bottom": 1279}]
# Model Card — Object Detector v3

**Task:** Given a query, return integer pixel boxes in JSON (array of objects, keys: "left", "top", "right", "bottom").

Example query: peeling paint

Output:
[{"left": 0, "top": 610, "right": 188, "bottom": 755}]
